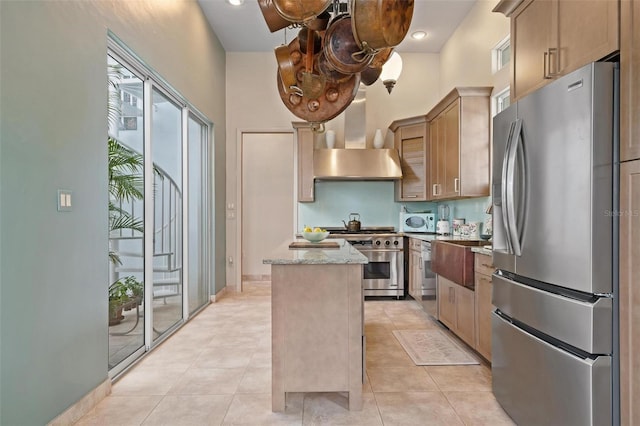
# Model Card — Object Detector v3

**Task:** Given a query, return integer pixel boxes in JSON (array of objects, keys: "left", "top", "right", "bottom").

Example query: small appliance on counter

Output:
[
  {"left": 399, "top": 211, "right": 436, "bottom": 233},
  {"left": 436, "top": 204, "right": 450, "bottom": 235}
]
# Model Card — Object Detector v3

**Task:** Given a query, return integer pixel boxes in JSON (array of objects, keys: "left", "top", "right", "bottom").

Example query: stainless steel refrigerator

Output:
[{"left": 491, "top": 61, "right": 618, "bottom": 426}]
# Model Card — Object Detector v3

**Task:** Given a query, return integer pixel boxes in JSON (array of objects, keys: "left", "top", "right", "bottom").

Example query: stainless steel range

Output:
[{"left": 324, "top": 227, "right": 404, "bottom": 298}]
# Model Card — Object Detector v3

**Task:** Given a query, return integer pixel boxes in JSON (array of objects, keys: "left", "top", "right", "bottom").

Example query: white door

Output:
[{"left": 241, "top": 132, "right": 295, "bottom": 281}]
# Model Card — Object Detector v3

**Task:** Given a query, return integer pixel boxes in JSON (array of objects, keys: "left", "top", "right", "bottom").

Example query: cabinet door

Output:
[
  {"left": 621, "top": 0, "right": 640, "bottom": 161},
  {"left": 512, "top": 0, "right": 557, "bottom": 100},
  {"left": 397, "top": 124, "right": 427, "bottom": 200},
  {"left": 408, "top": 248, "right": 420, "bottom": 301},
  {"left": 474, "top": 272, "right": 493, "bottom": 361},
  {"left": 428, "top": 117, "right": 442, "bottom": 199},
  {"left": 455, "top": 285, "right": 476, "bottom": 348},
  {"left": 437, "top": 276, "right": 457, "bottom": 330},
  {"left": 295, "top": 125, "right": 314, "bottom": 202},
  {"left": 557, "top": 0, "right": 618, "bottom": 76},
  {"left": 620, "top": 160, "right": 640, "bottom": 426},
  {"left": 443, "top": 100, "right": 460, "bottom": 199}
]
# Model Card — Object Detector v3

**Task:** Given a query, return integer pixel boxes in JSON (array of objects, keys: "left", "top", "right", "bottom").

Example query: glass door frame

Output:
[{"left": 107, "top": 34, "right": 213, "bottom": 377}]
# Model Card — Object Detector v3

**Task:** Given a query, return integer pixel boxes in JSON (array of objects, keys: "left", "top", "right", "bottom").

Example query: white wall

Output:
[
  {"left": 0, "top": 1, "right": 225, "bottom": 423},
  {"left": 439, "top": 0, "right": 511, "bottom": 98}
]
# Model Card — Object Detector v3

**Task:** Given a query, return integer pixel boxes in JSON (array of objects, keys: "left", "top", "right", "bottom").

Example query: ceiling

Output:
[{"left": 197, "top": 0, "right": 478, "bottom": 54}]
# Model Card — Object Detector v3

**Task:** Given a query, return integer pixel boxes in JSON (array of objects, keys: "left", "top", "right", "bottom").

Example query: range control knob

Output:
[
  {"left": 393, "top": 240, "right": 399, "bottom": 246},
  {"left": 385, "top": 240, "right": 390, "bottom": 246},
  {"left": 375, "top": 240, "right": 381, "bottom": 245}
]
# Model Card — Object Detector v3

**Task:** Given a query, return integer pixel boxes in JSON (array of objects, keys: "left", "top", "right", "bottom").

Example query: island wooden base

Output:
[{"left": 271, "top": 263, "right": 364, "bottom": 412}]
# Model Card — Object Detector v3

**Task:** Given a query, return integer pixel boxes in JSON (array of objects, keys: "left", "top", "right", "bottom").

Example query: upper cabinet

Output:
[
  {"left": 293, "top": 122, "right": 315, "bottom": 202},
  {"left": 426, "top": 87, "right": 492, "bottom": 201},
  {"left": 621, "top": 0, "right": 640, "bottom": 161},
  {"left": 498, "top": 0, "right": 619, "bottom": 101},
  {"left": 390, "top": 116, "right": 428, "bottom": 201}
]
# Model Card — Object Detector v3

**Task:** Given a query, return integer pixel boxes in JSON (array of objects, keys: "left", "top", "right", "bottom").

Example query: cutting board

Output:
[{"left": 289, "top": 241, "right": 339, "bottom": 249}]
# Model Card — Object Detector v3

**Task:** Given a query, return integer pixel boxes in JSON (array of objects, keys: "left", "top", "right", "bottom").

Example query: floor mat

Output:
[{"left": 392, "top": 329, "right": 480, "bottom": 366}]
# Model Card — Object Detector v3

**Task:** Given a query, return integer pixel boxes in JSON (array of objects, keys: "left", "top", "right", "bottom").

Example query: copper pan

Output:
[
  {"left": 317, "top": 51, "right": 353, "bottom": 83},
  {"left": 323, "top": 14, "right": 372, "bottom": 75},
  {"left": 258, "top": 0, "right": 293, "bottom": 32},
  {"left": 277, "top": 63, "right": 360, "bottom": 123},
  {"left": 275, "top": 44, "right": 300, "bottom": 95},
  {"left": 361, "top": 47, "right": 393, "bottom": 86},
  {"left": 351, "top": 0, "right": 414, "bottom": 50},
  {"left": 273, "top": 0, "right": 331, "bottom": 23},
  {"left": 297, "top": 28, "right": 321, "bottom": 54}
]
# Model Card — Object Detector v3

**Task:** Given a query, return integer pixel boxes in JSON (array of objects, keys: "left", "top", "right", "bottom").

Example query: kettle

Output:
[{"left": 342, "top": 213, "right": 361, "bottom": 232}]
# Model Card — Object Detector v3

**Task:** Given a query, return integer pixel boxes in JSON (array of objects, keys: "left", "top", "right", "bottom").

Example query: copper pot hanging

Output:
[
  {"left": 258, "top": 0, "right": 293, "bottom": 32},
  {"left": 350, "top": 0, "right": 415, "bottom": 50},
  {"left": 277, "top": 36, "right": 360, "bottom": 124},
  {"left": 360, "top": 47, "right": 393, "bottom": 86},
  {"left": 323, "top": 14, "right": 373, "bottom": 75},
  {"left": 272, "top": 0, "right": 331, "bottom": 23}
]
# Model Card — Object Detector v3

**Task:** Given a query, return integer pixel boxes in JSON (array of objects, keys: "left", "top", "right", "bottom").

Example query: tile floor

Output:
[{"left": 76, "top": 282, "right": 515, "bottom": 425}]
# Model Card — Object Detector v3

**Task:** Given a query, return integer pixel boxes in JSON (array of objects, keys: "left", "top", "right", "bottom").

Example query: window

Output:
[
  {"left": 492, "top": 35, "right": 511, "bottom": 73},
  {"left": 494, "top": 87, "right": 511, "bottom": 116}
]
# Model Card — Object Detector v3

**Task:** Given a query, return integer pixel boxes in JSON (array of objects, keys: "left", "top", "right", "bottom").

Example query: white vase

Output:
[
  {"left": 373, "top": 129, "right": 384, "bottom": 148},
  {"left": 325, "top": 130, "right": 336, "bottom": 149}
]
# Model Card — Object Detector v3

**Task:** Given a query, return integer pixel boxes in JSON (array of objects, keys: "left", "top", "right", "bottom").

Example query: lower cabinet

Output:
[
  {"left": 408, "top": 238, "right": 422, "bottom": 301},
  {"left": 474, "top": 253, "right": 494, "bottom": 362},
  {"left": 437, "top": 275, "right": 475, "bottom": 348}
]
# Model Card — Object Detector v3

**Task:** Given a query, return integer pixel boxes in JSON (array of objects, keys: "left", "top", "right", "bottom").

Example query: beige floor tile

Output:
[
  {"left": 367, "top": 366, "right": 439, "bottom": 392},
  {"left": 302, "top": 392, "right": 383, "bottom": 425},
  {"left": 249, "top": 348, "right": 272, "bottom": 368},
  {"left": 444, "top": 391, "right": 516, "bottom": 425},
  {"left": 365, "top": 345, "right": 415, "bottom": 368},
  {"left": 194, "top": 345, "right": 254, "bottom": 369},
  {"left": 168, "top": 367, "right": 245, "bottom": 395},
  {"left": 112, "top": 366, "right": 187, "bottom": 396},
  {"left": 424, "top": 365, "right": 492, "bottom": 391},
  {"left": 374, "top": 391, "right": 464, "bottom": 426},
  {"left": 237, "top": 366, "right": 271, "bottom": 394},
  {"left": 142, "top": 394, "right": 233, "bottom": 425},
  {"left": 74, "top": 395, "right": 162, "bottom": 425},
  {"left": 222, "top": 393, "right": 303, "bottom": 425}
]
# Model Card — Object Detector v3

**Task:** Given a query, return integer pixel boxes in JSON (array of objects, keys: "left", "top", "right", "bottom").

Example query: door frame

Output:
[{"left": 234, "top": 128, "right": 297, "bottom": 292}]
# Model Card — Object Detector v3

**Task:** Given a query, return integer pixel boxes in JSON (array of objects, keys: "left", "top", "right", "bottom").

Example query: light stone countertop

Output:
[
  {"left": 471, "top": 246, "right": 493, "bottom": 256},
  {"left": 263, "top": 238, "right": 368, "bottom": 265}
]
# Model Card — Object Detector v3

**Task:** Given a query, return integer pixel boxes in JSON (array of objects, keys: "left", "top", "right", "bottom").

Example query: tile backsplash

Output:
[{"left": 297, "top": 181, "right": 490, "bottom": 233}]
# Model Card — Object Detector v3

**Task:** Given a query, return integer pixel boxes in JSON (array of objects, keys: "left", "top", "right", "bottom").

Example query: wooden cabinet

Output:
[
  {"left": 500, "top": 0, "right": 619, "bottom": 101},
  {"left": 511, "top": 0, "right": 557, "bottom": 100},
  {"left": 437, "top": 275, "right": 476, "bottom": 348},
  {"left": 426, "top": 87, "right": 491, "bottom": 201},
  {"left": 293, "top": 122, "right": 315, "bottom": 202},
  {"left": 621, "top": 0, "right": 640, "bottom": 161},
  {"left": 474, "top": 253, "right": 494, "bottom": 362},
  {"left": 407, "top": 238, "right": 423, "bottom": 301},
  {"left": 619, "top": 160, "right": 640, "bottom": 426},
  {"left": 390, "top": 116, "right": 428, "bottom": 201}
]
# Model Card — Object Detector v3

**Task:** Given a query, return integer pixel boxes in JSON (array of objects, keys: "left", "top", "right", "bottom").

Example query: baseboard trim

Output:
[
  {"left": 48, "top": 378, "right": 111, "bottom": 425},
  {"left": 210, "top": 286, "right": 229, "bottom": 302}
]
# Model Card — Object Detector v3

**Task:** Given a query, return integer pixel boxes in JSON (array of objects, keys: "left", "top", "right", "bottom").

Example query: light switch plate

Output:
[{"left": 57, "top": 190, "right": 72, "bottom": 212}]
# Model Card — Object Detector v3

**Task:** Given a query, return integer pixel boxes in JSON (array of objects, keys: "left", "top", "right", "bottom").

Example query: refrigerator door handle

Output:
[
  {"left": 505, "top": 119, "right": 524, "bottom": 256},
  {"left": 501, "top": 121, "right": 517, "bottom": 253}
]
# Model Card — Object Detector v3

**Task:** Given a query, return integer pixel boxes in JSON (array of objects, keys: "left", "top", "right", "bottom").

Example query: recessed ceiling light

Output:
[
  {"left": 227, "top": 0, "right": 244, "bottom": 5},
  {"left": 411, "top": 31, "right": 427, "bottom": 40}
]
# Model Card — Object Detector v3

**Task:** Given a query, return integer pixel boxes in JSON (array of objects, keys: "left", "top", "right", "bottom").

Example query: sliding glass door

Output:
[{"left": 107, "top": 45, "right": 212, "bottom": 374}]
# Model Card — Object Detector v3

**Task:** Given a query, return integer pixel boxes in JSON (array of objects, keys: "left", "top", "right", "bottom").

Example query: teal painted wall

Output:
[
  {"left": 298, "top": 181, "right": 490, "bottom": 234},
  {"left": 0, "top": 1, "right": 226, "bottom": 423}
]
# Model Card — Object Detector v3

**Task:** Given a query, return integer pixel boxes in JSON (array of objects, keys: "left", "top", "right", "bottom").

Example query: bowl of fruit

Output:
[{"left": 302, "top": 226, "right": 330, "bottom": 243}]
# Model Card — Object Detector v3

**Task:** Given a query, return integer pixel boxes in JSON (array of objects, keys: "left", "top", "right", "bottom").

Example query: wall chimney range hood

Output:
[
  {"left": 312, "top": 85, "right": 403, "bottom": 181},
  {"left": 313, "top": 148, "right": 402, "bottom": 180}
]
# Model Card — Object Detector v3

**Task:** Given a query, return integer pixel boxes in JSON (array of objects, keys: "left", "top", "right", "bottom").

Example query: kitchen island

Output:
[{"left": 263, "top": 238, "right": 368, "bottom": 412}]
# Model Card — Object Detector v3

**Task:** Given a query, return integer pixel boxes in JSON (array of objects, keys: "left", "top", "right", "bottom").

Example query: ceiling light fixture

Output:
[
  {"left": 226, "top": 0, "right": 244, "bottom": 6},
  {"left": 380, "top": 52, "right": 403, "bottom": 94},
  {"left": 411, "top": 31, "right": 427, "bottom": 40}
]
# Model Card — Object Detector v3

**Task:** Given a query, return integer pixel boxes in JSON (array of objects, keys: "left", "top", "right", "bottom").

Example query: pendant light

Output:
[{"left": 380, "top": 52, "right": 403, "bottom": 94}]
